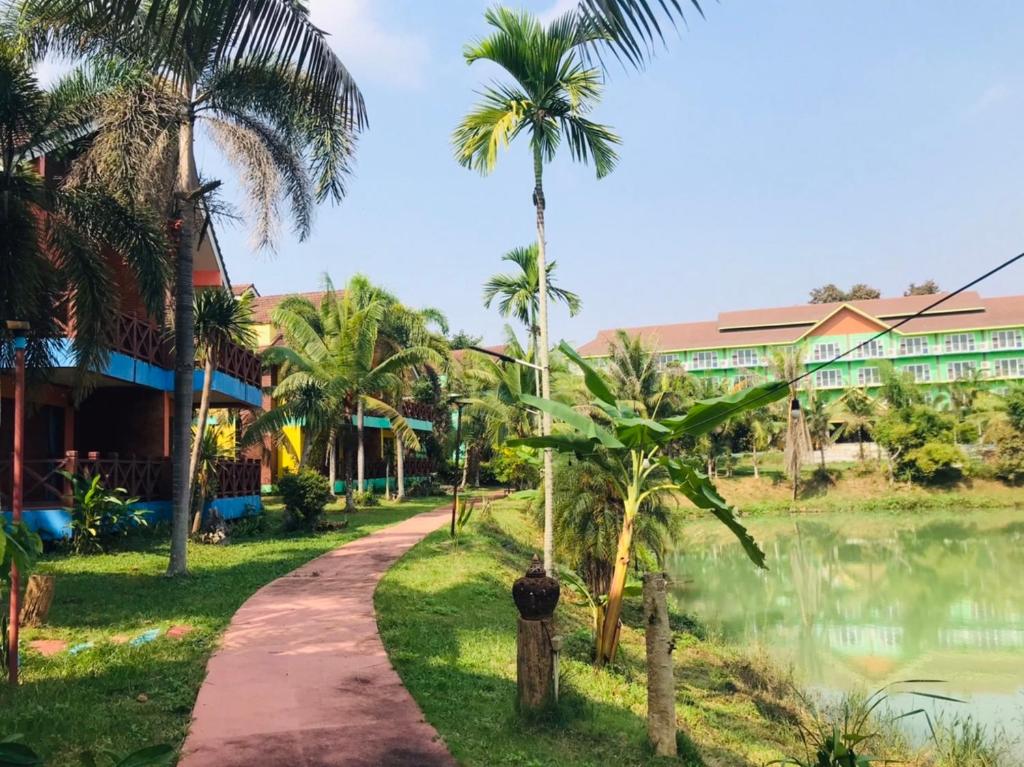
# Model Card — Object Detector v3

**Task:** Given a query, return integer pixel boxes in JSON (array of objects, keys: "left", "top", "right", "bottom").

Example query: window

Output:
[
  {"left": 898, "top": 337, "right": 929, "bottom": 356},
  {"left": 993, "top": 359, "right": 1023, "bottom": 379},
  {"left": 812, "top": 342, "right": 841, "bottom": 362},
  {"left": 902, "top": 364, "right": 931, "bottom": 382},
  {"left": 853, "top": 339, "right": 885, "bottom": 359},
  {"left": 857, "top": 367, "right": 881, "bottom": 386},
  {"left": 731, "top": 348, "right": 759, "bottom": 367},
  {"left": 946, "top": 361, "right": 976, "bottom": 381},
  {"left": 733, "top": 374, "right": 755, "bottom": 389},
  {"left": 943, "top": 333, "right": 976, "bottom": 353},
  {"left": 654, "top": 353, "right": 678, "bottom": 370},
  {"left": 992, "top": 330, "right": 1023, "bottom": 350},
  {"left": 691, "top": 351, "right": 719, "bottom": 370},
  {"left": 814, "top": 368, "right": 843, "bottom": 388}
]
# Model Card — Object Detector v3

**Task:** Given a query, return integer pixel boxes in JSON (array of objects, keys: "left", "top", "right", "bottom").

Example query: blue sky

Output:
[{"left": 201, "top": 0, "right": 1024, "bottom": 347}]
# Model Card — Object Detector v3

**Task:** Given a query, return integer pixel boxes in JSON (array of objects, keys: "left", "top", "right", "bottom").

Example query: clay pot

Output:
[{"left": 512, "top": 555, "right": 560, "bottom": 620}]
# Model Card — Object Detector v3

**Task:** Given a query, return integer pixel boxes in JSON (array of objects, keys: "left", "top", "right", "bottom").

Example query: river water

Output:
[{"left": 668, "top": 509, "right": 1024, "bottom": 747}]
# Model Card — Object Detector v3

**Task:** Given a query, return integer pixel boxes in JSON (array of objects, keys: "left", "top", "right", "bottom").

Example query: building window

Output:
[
  {"left": 946, "top": 361, "right": 976, "bottom": 381},
  {"left": 993, "top": 359, "right": 1023, "bottom": 379},
  {"left": 902, "top": 364, "right": 931, "bottom": 383},
  {"left": 691, "top": 351, "right": 719, "bottom": 370},
  {"left": 991, "top": 330, "right": 1023, "bottom": 350},
  {"left": 654, "top": 353, "right": 678, "bottom": 370},
  {"left": 731, "top": 348, "right": 759, "bottom": 367},
  {"left": 814, "top": 368, "right": 843, "bottom": 389},
  {"left": 944, "top": 333, "right": 976, "bottom": 353},
  {"left": 812, "top": 342, "right": 841, "bottom": 362},
  {"left": 898, "top": 336, "right": 929, "bottom": 356},
  {"left": 857, "top": 367, "right": 881, "bottom": 386},
  {"left": 733, "top": 374, "right": 756, "bottom": 389},
  {"left": 853, "top": 339, "right": 885, "bottom": 359}
]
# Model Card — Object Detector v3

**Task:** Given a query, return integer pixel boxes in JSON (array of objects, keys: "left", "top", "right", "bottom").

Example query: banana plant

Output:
[{"left": 509, "top": 342, "right": 787, "bottom": 665}]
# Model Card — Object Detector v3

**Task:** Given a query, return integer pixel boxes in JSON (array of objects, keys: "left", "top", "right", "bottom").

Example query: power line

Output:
[{"left": 674, "top": 248, "right": 1024, "bottom": 436}]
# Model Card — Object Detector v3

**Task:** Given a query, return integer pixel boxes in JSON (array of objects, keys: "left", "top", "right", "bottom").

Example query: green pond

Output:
[{"left": 669, "top": 509, "right": 1024, "bottom": 746}]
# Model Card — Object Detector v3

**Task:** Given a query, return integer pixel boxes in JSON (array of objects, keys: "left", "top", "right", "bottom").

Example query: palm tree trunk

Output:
[
  {"left": 395, "top": 438, "right": 405, "bottom": 501},
  {"left": 356, "top": 398, "right": 365, "bottom": 492},
  {"left": 533, "top": 145, "right": 555, "bottom": 577},
  {"left": 819, "top": 445, "right": 826, "bottom": 469},
  {"left": 752, "top": 444, "right": 759, "bottom": 479},
  {"left": 530, "top": 305, "right": 541, "bottom": 429},
  {"left": 168, "top": 96, "right": 198, "bottom": 577},
  {"left": 188, "top": 356, "right": 215, "bottom": 534},
  {"left": 858, "top": 430, "right": 865, "bottom": 461},
  {"left": 327, "top": 427, "right": 338, "bottom": 496},
  {"left": 344, "top": 425, "right": 355, "bottom": 512}
]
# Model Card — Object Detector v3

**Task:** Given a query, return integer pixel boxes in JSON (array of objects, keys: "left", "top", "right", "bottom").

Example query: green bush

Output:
[
  {"left": 994, "top": 429, "right": 1024, "bottom": 485},
  {"left": 352, "top": 489, "right": 379, "bottom": 507},
  {"left": 486, "top": 446, "right": 540, "bottom": 490},
  {"left": 277, "top": 469, "right": 332, "bottom": 530},
  {"left": 904, "top": 441, "right": 965, "bottom": 485},
  {"left": 58, "top": 471, "right": 147, "bottom": 554}
]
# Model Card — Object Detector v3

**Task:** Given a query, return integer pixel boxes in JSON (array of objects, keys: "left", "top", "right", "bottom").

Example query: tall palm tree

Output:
[
  {"left": 188, "top": 287, "right": 255, "bottom": 532},
  {"left": 837, "top": 387, "right": 876, "bottom": 461},
  {"left": 455, "top": 7, "right": 620, "bottom": 574},
  {"left": 1, "top": 35, "right": 169, "bottom": 377},
  {"left": 803, "top": 391, "right": 834, "bottom": 470},
  {"left": 770, "top": 346, "right": 811, "bottom": 500},
  {"left": 482, "top": 243, "right": 581, "bottom": 380},
  {"left": 20, "top": 1, "right": 364, "bottom": 575}
]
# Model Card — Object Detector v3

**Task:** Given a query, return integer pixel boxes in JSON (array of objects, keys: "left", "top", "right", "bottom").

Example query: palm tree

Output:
[
  {"left": 770, "top": 346, "right": 811, "bottom": 500},
  {"left": 256, "top": 277, "right": 442, "bottom": 509},
  {"left": 1, "top": 36, "right": 169, "bottom": 377},
  {"left": 20, "top": 1, "right": 364, "bottom": 576},
  {"left": 188, "top": 287, "right": 255, "bottom": 532},
  {"left": 747, "top": 408, "right": 780, "bottom": 479},
  {"left": 837, "top": 387, "right": 876, "bottom": 461},
  {"left": 803, "top": 391, "right": 834, "bottom": 470},
  {"left": 455, "top": 7, "right": 620, "bottom": 574},
  {"left": 482, "top": 243, "right": 582, "bottom": 386}
]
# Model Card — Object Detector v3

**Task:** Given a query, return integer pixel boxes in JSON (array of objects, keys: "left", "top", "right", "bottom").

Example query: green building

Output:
[{"left": 577, "top": 291, "right": 1024, "bottom": 402}]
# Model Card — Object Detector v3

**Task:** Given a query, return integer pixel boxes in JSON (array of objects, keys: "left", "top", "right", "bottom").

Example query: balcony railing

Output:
[
  {"left": 58, "top": 311, "right": 261, "bottom": 388},
  {"left": 1, "top": 452, "right": 259, "bottom": 509},
  {"left": 401, "top": 401, "right": 435, "bottom": 422}
]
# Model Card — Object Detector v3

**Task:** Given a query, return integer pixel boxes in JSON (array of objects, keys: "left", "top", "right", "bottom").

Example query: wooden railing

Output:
[
  {"left": 214, "top": 459, "right": 261, "bottom": 498},
  {"left": 58, "top": 311, "right": 261, "bottom": 388},
  {"left": 361, "top": 456, "right": 433, "bottom": 481},
  {"left": 400, "top": 401, "right": 435, "bottom": 422},
  {"left": 1, "top": 453, "right": 258, "bottom": 508}
]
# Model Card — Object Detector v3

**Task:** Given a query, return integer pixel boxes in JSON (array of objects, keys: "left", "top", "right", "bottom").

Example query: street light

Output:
[{"left": 5, "top": 320, "right": 29, "bottom": 685}]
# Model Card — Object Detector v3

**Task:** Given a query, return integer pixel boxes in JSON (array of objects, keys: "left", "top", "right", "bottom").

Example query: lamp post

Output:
[
  {"left": 449, "top": 398, "right": 469, "bottom": 538},
  {"left": 6, "top": 320, "right": 29, "bottom": 685}
]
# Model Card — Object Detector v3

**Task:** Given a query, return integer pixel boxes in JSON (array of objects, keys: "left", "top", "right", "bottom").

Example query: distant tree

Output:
[
  {"left": 808, "top": 283, "right": 881, "bottom": 303},
  {"left": 837, "top": 388, "right": 877, "bottom": 461},
  {"left": 808, "top": 284, "right": 847, "bottom": 304},
  {"left": 449, "top": 330, "right": 483, "bottom": 350},
  {"left": 804, "top": 392, "right": 835, "bottom": 469},
  {"left": 905, "top": 280, "right": 941, "bottom": 296}
]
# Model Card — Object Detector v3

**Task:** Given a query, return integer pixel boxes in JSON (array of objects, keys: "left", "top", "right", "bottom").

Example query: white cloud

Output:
[
  {"left": 308, "top": 0, "right": 430, "bottom": 89},
  {"left": 968, "top": 83, "right": 1011, "bottom": 116}
]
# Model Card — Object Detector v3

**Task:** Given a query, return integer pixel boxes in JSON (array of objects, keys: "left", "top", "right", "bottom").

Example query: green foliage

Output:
[
  {"left": 993, "top": 428, "right": 1024, "bottom": 484},
  {"left": 486, "top": 445, "right": 540, "bottom": 490},
  {"left": 1, "top": 521, "right": 43, "bottom": 592},
  {"left": 1004, "top": 385, "right": 1024, "bottom": 431},
  {"left": 59, "top": 471, "right": 146, "bottom": 554},
  {"left": 277, "top": 470, "right": 332, "bottom": 530},
  {"left": 903, "top": 442, "right": 965, "bottom": 484},
  {"left": 0, "top": 737, "right": 174, "bottom": 767},
  {"left": 352, "top": 489, "right": 379, "bottom": 507},
  {"left": 875, "top": 403, "right": 957, "bottom": 482}
]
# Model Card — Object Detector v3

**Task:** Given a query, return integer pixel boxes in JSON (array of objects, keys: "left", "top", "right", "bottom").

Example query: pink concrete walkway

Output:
[{"left": 179, "top": 507, "right": 457, "bottom": 767}]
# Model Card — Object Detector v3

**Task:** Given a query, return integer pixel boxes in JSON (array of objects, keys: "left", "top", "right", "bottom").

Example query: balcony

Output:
[
  {"left": 58, "top": 311, "right": 261, "bottom": 388},
  {"left": 401, "top": 401, "right": 435, "bottom": 423},
  {"left": 0, "top": 452, "right": 259, "bottom": 510}
]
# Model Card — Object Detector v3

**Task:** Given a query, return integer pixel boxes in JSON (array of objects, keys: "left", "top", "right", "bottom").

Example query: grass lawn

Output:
[
  {"left": 375, "top": 497, "right": 803, "bottom": 767},
  {"left": 0, "top": 496, "right": 450, "bottom": 764}
]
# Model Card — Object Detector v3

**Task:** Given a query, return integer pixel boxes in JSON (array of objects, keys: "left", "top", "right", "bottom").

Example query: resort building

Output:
[
  {"left": 1, "top": 159, "right": 263, "bottom": 539},
  {"left": 243, "top": 289, "right": 437, "bottom": 494},
  {"left": 577, "top": 291, "right": 1024, "bottom": 401}
]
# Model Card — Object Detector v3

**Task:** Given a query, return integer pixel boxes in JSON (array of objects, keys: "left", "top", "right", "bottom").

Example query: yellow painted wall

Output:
[{"left": 278, "top": 424, "right": 302, "bottom": 472}]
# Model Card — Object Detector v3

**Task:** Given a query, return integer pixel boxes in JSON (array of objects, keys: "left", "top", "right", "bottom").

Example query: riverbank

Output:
[
  {"left": 375, "top": 497, "right": 804, "bottom": 766},
  {"left": 0, "top": 496, "right": 449, "bottom": 763},
  {"left": 708, "top": 471, "right": 1022, "bottom": 516}
]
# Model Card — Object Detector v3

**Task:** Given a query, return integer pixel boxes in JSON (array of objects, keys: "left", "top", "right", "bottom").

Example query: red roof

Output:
[
  {"left": 577, "top": 292, "right": 1024, "bottom": 356},
  {"left": 250, "top": 291, "right": 330, "bottom": 324}
]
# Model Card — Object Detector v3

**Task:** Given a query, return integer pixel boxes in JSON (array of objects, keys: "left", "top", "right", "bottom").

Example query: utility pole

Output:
[{"left": 7, "top": 320, "right": 29, "bottom": 685}]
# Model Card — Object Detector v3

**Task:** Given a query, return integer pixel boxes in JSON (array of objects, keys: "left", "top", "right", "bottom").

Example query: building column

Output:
[{"left": 162, "top": 392, "right": 172, "bottom": 458}]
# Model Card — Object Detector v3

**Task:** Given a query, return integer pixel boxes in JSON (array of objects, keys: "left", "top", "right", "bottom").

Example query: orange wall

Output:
[{"left": 809, "top": 308, "right": 886, "bottom": 337}]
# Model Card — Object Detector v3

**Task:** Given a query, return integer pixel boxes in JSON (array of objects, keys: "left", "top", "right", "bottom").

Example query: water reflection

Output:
[{"left": 669, "top": 510, "right": 1024, "bottom": 733}]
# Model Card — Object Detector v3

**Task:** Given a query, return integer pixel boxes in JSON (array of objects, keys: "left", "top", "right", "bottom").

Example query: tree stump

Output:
[
  {"left": 20, "top": 575, "right": 56, "bottom": 628},
  {"left": 643, "top": 572, "right": 677, "bottom": 757},
  {"left": 516, "top": 617, "right": 555, "bottom": 710}
]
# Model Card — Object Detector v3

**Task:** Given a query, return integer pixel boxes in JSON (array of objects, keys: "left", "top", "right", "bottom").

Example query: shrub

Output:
[
  {"left": 993, "top": 429, "right": 1024, "bottom": 485},
  {"left": 277, "top": 469, "right": 332, "bottom": 530},
  {"left": 352, "top": 489, "right": 379, "bottom": 507},
  {"left": 486, "top": 446, "right": 540, "bottom": 490},
  {"left": 406, "top": 476, "right": 443, "bottom": 497},
  {"left": 904, "top": 441, "right": 965, "bottom": 485},
  {"left": 59, "top": 471, "right": 147, "bottom": 554}
]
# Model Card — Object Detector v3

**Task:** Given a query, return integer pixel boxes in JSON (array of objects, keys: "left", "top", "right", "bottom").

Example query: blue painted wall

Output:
[{"left": 5, "top": 495, "right": 262, "bottom": 540}]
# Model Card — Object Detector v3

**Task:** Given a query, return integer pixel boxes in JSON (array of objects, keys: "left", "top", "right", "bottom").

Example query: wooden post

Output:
[
  {"left": 516, "top": 617, "right": 555, "bottom": 710},
  {"left": 20, "top": 575, "right": 55, "bottom": 628},
  {"left": 643, "top": 572, "right": 676, "bottom": 757}
]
